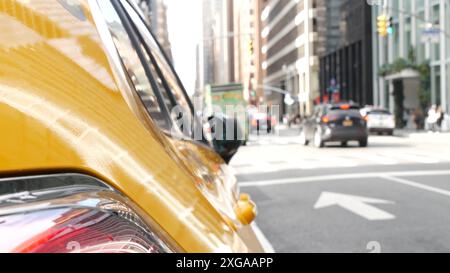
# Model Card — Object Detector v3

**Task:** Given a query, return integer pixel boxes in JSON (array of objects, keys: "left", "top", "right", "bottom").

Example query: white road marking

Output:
[
  {"left": 380, "top": 175, "right": 450, "bottom": 198},
  {"left": 257, "top": 140, "right": 271, "bottom": 146},
  {"left": 314, "top": 192, "right": 395, "bottom": 221},
  {"left": 324, "top": 156, "right": 359, "bottom": 168},
  {"left": 233, "top": 135, "right": 450, "bottom": 176},
  {"left": 349, "top": 153, "right": 399, "bottom": 165},
  {"left": 252, "top": 161, "right": 279, "bottom": 173},
  {"left": 251, "top": 222, "right": 275, "bottom": 253},
  {"left": 233, "top": 150, "right": 446, "bottom": 175},
  {"left": 387, "top": 152, "right": 440, "bottom": 164},
  {"left": 233, "top": 156, "right": 360, "bottom": 174},
  {"left": 413, "top": 151, "right": 450, "bottom": 162},
  {"left": 292, "top": 160, "right": 322, "bottom": 169},
  {"left": 273, "top": 139, "right": 289, "bottom": 145},
  {"left": 240, "top": 170, "right": 450, "bottom": 188}
]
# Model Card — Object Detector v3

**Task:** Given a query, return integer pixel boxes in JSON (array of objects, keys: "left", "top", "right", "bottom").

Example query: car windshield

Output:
[
  {"left": 368, "top": 110, "right": 392, "bottom": 115},
  {"left": 329, "top": 109, "right": 362, "bottom": 117}
]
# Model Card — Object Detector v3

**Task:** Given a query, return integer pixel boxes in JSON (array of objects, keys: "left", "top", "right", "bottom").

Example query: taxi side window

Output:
[
  {"left": 148, "top": 51, "right": 193, "bottom": 138},
  {"left": 121, "top": 1, "right": 194, "bottom": 138},
  {"left": 97, "top": 0, "right": 172, "bottom": 132}
]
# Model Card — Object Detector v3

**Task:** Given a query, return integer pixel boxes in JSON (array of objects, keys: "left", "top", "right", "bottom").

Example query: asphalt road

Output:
[{"left": 231, "top": 129, "right": 450, "bottom": 253}]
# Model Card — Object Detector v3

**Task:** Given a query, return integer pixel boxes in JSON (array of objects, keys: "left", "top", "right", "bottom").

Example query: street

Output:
[{"left": 231, "top": 128, "right": 450, "bottom": 253}]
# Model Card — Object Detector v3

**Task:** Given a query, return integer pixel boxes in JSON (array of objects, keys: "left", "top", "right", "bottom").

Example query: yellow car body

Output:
[{"left": 0, "top": 0, "right": 264, "bottom": 253}]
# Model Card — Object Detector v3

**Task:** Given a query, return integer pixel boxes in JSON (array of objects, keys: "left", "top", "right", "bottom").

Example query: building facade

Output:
[
  {"left": 233, "top": 0, "right": 264, "bottom": 105},
  {"left": 137, "top": 0, "right": 173, "bottom": 61},
  {"left": 196, "top": 0, "right": 236, "bottom": 96},
  {"left": 317, "top": 0, "right": 374, "bottom": 107},
  {"left": 372, "top": 0, "right": 450, "bottom": 114},
  {"left": 260, "top": 0, "right": 320, "bottom": 118}
]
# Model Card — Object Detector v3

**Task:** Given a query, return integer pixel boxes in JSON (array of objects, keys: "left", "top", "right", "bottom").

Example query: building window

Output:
[
  {"left": 299, "top": 21, "right": 305, "bottom": 36},
  {"left": 415, "top": 10, "right": 425, "bottom": 62},
  {"left": 431, "top": 4, "right": 441, "bottom": 61},
  {"left": 447, "top": 0, "right": 450, "bottom": 60},
  {"left": 312, "top": 18, "right": 318, "bottom": 32},
  {"left": 299, "top": 45, "right": 305, "bottom": 58}
]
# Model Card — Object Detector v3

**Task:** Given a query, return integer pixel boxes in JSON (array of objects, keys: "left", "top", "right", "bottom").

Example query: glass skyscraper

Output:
[{"left": 372, "top": 0, "right": 450, "bottom": 115}]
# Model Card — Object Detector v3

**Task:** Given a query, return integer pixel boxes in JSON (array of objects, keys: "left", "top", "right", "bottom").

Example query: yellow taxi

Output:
[{"left": 0, "top": 0, "right": 267, "bottom": 253}]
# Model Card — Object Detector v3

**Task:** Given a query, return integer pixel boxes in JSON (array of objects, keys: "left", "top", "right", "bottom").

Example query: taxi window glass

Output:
[
  {"left": 146, "top": 51, "right": 193, "bottom": 138},
  {"left": 122, "top": 1, "right": 193, "bottom": 138},
  {"left": 97, "top": 0, "right": 171, "bottom": 131}
]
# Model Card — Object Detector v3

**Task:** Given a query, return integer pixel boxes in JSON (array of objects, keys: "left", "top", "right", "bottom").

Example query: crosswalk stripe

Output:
[
  {"left": 321, "top": 156, "right": 359, "bottom": 168},
  {"left": 274, "top": 139, "right": 290, "bottom": 145},
  {"left": 232, "top": 136, "right": 450, "bottom": 175},
  {"left": 290, "top": 160, "right": 322, "bottom": 169},
  {"left": 251, "top": 161, "right": 280, "bottom": 173},
  {"left": 386, "top": 152, "right": 440, "bottom": 164},
  {"left": 349, "top": 153, "right": 399, "bottom": 165},
  {"left": 412, "top": 151, "right": 450, "bottom": 162}
]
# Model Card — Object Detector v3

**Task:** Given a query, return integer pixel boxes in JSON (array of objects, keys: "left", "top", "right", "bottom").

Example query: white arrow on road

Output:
[{"left": 314, "top": 192, "right": 395, "bottom": 221}]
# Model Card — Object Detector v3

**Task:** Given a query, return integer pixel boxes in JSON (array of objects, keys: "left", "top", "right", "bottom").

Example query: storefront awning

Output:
[{"left": 383, "top": 69, "right": 420, "bottom": 81}]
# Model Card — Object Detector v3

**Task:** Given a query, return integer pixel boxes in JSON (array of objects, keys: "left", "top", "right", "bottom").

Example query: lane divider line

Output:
[
  {"left": 251, "top": 222, "right": 276, "bottom": 253},
  {"left": 240, "top": 170, "right": 450, "bottom": 188},
  {"left": 380, "top": 175, "right": 450, "bottom": 198}
]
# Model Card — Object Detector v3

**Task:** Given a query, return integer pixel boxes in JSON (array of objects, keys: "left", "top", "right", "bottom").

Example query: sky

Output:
[{"left": 165, "top": 0, "right": 202, "bottom": 96}]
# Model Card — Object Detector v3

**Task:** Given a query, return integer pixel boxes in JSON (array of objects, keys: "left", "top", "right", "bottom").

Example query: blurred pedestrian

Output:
[
  {"left": 413, "top": 107, "right": 424, "bottom": 130},
  {"left": 437, "top": 106, "right": 445, "bottom": 131},
  {"left": 403, "top": 109, "right": 410, "bottom": 129},
  {"left": 266, "top": 108, "right": 275, "bottom": 134},
  {"left": 288, "top": 114, "right": 301, "bottom": 127},
  {"left": 406, "top": 109, "right": 415, "bottom": 129},
  {"left": 427, "top": 105, "right": 439, "bottom": 132}
]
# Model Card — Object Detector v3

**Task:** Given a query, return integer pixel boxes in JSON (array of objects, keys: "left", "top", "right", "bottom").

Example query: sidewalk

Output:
[
  {"left": 248, "top": 124, "right": 300, "bottom": 141},
  {"left": 395, "top": 128, "right": 450, "bottom": 141}
]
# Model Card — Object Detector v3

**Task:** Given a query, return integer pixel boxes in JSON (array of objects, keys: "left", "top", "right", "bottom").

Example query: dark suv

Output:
[{"left": 299, "top": 103, "right": 369, "bottom": 148}]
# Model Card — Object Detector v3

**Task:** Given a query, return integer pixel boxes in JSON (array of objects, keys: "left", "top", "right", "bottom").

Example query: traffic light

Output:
[
  {"left": 377, "top": 14, "right": 388, "bottom": 37},
  {"left": 387, "top": 16, "right": 394, "bottom": 35}
]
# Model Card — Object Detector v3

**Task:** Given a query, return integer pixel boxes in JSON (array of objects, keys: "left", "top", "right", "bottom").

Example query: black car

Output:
[{"left": 299, "top": 104, "right": 369, "bottom": 148}]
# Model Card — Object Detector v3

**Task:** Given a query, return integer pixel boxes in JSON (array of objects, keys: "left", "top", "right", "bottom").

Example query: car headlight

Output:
[{"left": 0, "top": 174, "right": 180, "bottom": 253}]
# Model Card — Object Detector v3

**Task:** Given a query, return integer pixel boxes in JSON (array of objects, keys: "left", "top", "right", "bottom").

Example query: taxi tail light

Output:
[
  {"left": 0, "top": 174, "right": 179, "bottom": 253},
  {"left": 7, "top": 208, "right": 167, "bottom": 253}
]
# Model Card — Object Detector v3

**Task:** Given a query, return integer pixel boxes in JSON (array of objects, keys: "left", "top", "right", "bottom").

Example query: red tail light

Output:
[
  {"left": 321, "top": 116, "right": 330, "bottom": 123},
  {"left": 0, "top": 174, "right": 179, "bottom": 253},
  {"left": 340, "top": 104, "right": 351, "bottom": 110},
  {"left": 7, "top": 208, "right": 165, "bottom": 253}
]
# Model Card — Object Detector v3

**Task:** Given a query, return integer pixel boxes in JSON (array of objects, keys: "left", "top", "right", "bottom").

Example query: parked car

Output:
[
  {"left": 300, "top": 103, "right": 369, "bottom": 148},
  {"left": 361, "top": 107, "right": 395, "bottom": 135},
  {"left": 0, "top": 0, "right": 266, "bottom": 253}
]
